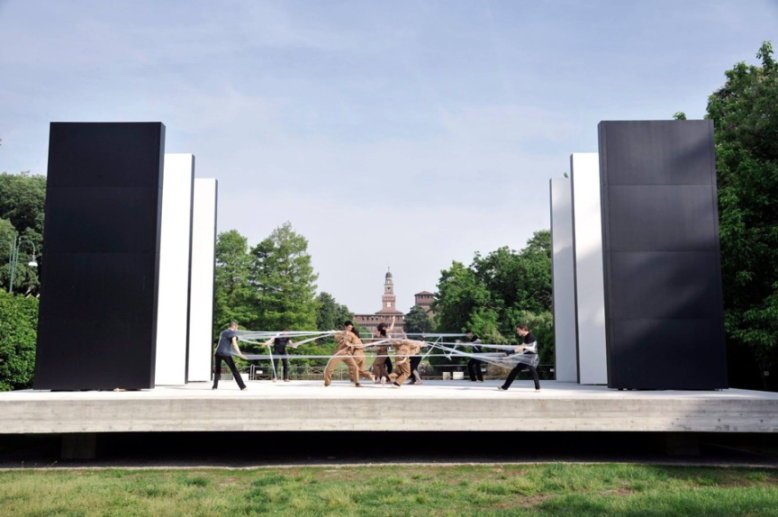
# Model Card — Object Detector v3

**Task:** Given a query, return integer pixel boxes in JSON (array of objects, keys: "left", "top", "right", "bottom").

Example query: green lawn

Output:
[{"left": 0, "top": 464, "right": 776, "bottom": 516}]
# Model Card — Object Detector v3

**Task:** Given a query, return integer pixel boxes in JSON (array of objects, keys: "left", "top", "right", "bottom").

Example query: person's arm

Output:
[
  {"left": 388, "top": 316, "right": 396, "bottom": 334},
  {"left": 231, "top": 337, "right": 247, "bottom": 360}
]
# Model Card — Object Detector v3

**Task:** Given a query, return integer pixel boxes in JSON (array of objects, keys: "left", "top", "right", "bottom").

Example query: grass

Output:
[{"left": 0, "top": 464, "right": 776, "bottom": 516}]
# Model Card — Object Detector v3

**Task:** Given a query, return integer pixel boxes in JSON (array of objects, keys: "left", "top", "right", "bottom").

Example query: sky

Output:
[{"left": 1, "top": 0, "right": 776, "bottom": 313}]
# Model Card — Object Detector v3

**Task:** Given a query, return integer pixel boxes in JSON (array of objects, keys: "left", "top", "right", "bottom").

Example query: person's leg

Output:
[
  {"left": 501, "top": 364, "right": 525, "bottom": 390},
  {"left": 467, "top": 359, "right": 477, "bottom": 381},
  {"left": 352, "top": 349, "right": 375, "bottom": 381},
  {"left": 392, "top": 361, "right": 412, "bottom": 385},
  {"left": 223, "top": 355, "right": 246, "bottom": 389},
  {"left": 212, "top": 355, "right": 223, "bottom": 389},
  {"left": 282, "top": 358, "right": 290, "bottom": 381},
  {"left": 476, "top": 359, "right": 484, "bottom": 381},
  {"left": 529, "top": 365, "right": 540, "bottom": 390},
  {"left": 323, "top": 353, "right": 345, "bottom": 386},
  {"left": 410, "top": 356, "right": 422, "bottom": 384},
  {"left": 386, "top": 356, "right": 393, "bottom": 375}
]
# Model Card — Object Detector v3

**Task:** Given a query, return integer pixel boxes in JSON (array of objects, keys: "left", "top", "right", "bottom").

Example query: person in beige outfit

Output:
[
  {"left": 388, "top": 339, "right": 423, "bottom": 387},
  {"left": 370, "top": 317, "right": 395, "bottom": 384},
  {"left": 323, "top": 321, "right": 374, "bottom": 387}
]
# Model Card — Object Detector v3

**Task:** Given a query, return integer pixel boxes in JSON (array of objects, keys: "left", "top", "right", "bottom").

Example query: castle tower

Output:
[{"left": 381, "top": 269, "right": 397, "bottom": 312}]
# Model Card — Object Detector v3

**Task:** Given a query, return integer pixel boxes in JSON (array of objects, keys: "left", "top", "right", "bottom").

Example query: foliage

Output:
[
  {"left": 249, "top": 222, "right": 318, "bottom": 330},
  {"left": 706, "top": 41, "right": 778, "bottom": 386},
  {"left": 316, "top": 291, "right": 353, "bottom": 331},
  {"left": 431, "top": 230, "right": 553, "bottom": 370},
  {"left": 0, "top": 172, "right": 45, "bottom": 294},
  {"left": 0, "top": 465, "right": 776, "bottom": 515},
  {"left": 0, "top": 291, "right": 38, "bottom": 391},
  {"left": 213, "top": 229, "right": 255, "bottom": 335},
  {"left": 434, "top": 231, "right": 552, "bottom": 338},
  {"left": 214, "top": 223, "right": 325, "bottom": 340},
  {"left": 404, "top": 304, "right": 433, "bottom": 334}
]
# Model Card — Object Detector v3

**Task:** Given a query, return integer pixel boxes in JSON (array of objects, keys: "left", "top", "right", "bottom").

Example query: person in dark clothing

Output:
[
  {"left": 408, "top": 353, "right": 423, "bottom": 384},
  {"left": 213, "top": 321, "right": 247, "bottom": 390},
  {"left": 465, "top": 331, "right": 484, "bottom": 382},
  {"left": 499, "top": 324, "right": 540, "bottom": 391},
  {"left": 271, "top": 332, "right": 295, "bottom": 382}
]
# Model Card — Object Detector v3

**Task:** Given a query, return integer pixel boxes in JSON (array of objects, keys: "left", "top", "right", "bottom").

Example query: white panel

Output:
[
  {"left": 550, "top": 178, "right": 578, "bottom": 383},
  {"left": 571, "top": 153, "right": 608, "bottom": 385},
  {"left": 155, "top": 154, "right": 194, "bottom": 386},
  {"left": 187, "top": 178, "right": 217, "bottom": 382}
]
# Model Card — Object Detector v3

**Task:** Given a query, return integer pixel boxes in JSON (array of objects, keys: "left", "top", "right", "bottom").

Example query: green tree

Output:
[
  {"left": 706, "top": 41, "right": 778, "bottom": 387},
  {"left": 432, "top": 230, "right": 554, "bottom": 370},
  {"left": 404, "top": 305, "right": 433, "bottom": 334},
  {"left": 214, "top": 229, "right": 255, "bottom": 335},
  {"left": 316, "top": 291, "right": 353, "bottom": 331},
  {"left": 0, "top": 291, "right": 38, "bottom": 391},
  {"left": 0, "top": 172, "right": 46, "bottom": 294},
  {"left": 250, "top": 222, "right": 318, "bottom": 330},
  {"left": 0, "top": 172, "right": 46, "bottom": 236}
]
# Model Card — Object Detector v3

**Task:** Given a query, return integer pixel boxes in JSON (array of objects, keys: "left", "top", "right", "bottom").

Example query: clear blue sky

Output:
[{"left": 1, "top": 0, "right": 776, "bottom": 313}]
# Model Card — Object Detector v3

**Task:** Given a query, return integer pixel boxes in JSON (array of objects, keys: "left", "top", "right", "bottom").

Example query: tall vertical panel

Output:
[
  {"left": 599, "top": 120, "right": 727, "bottom": 389},
  {"left": 550, "top": 178, "right": 578, "bottom": 382},
  {"left": 34, "top": 122, "right": 165, "bottom": 390},
  {"left": 154, "top": 154, "right": 194, "bottom": 385},
  {"left": 187, "top": 178, "right": 218, "bottom": 382},
  {"left": 571, "top": 153, "right": 608, "bottom": 385}
]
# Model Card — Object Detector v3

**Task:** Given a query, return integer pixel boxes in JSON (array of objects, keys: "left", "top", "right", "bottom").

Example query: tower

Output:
[{"left": 381, "top": 269, "right": 397, "bottom": 312}]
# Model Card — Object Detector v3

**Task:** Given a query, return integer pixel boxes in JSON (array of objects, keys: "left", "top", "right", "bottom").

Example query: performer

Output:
[
  {"left": 499, "top": 324, "right": 540, "bottom": 391},
  {"left": 388, "top": 339, "right": 423, "bottom": 387},
  {"left": 371, "top": 318, "right": 395, "bottom": 384},
  {"left": 323, "top": 321, "right": 374, "bottom": 387},
  {"left": 212, "top": 321, "right": 247, "bottom": 390},
  {"left": 264, "top": 332, "right": 294, "bottom": 382},
  {"left": 464, "top": 330, "right": 483, "bottom": 382},
  {"left": 409, "top": 349, "right": 423, "bottom": 384}
]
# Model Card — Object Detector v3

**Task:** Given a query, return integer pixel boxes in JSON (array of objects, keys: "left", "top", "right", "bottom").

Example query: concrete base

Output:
[
  {"left": 61, "top": 433, "right": 97, "bottom": 460},
  {"left": 2, "top": 381, "right": 777, "bottom": 434}
]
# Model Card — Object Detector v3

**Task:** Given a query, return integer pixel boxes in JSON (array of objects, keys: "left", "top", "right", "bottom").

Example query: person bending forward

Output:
[
  {"left": 388, "top": 339, "right": 423, "bottom": 387},
  {"left": 323, "top": 321, "right": 374, "bottom": 387}
]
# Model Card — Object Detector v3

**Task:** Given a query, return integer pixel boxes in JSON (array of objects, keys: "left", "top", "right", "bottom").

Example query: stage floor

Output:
[{"left": 2, "top": 380, "right": 776, "bottom": 434}]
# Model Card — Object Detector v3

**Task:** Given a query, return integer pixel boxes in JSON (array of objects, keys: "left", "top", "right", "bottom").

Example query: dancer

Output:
[
  {"left": 388, "top": 339, "right": 423, "bottom": 387},
  {"left": 264, "top": 332, "right": 294, "bottom": 382},
  {"left": 464, "top": 330, "right": 483, "bottom": 382},
  {"left": 499, "top": 324, "right": 540, "bottom": 391},
  {"left": 323, "top": 321, "right": 374, "bottom": 387},
  {"left": 212, "top": 321, "right": 247, "bottom": 390},
  {"left": 408, "top": 348, "right": 423, "bottom": 384},
  {"left": 371, "top": 317, "right": 395, "bottom": 383}
]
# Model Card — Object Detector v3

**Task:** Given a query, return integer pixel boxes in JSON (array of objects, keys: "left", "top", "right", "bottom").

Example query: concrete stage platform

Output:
[{"left": 1, "top": 380, "right": 776, "bottom": 434}]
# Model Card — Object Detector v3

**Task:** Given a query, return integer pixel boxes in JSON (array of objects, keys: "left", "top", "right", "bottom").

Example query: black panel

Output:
[
  {"left": 599, "top": 121, "right": 715, "bottom": 186},
  {"left": 599, "top": 120, "right": 727, "bottom": 390},
  {"left": 34, "top": 122, "right": 165, "bottom": 390},
  {"left": 608, "top": 252, "right": 724, "bottom": 320},
  {"left": 609, "top": 319, "right": 726, "bottom": 390},
  {"left": 607, "top": 186, "right": 718, "bottom": 252}
]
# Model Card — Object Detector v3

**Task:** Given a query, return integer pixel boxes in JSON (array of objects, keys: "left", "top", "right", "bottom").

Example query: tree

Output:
[
  {"left": 404, "top": 305, "right": 433, "bottom": 334},
  {"left": 673, "top": 111, "right": 687, "bottom": 120},
  {"left": 0, "top": 172, "right": 46, "bottom": 294},
  {"left": 250, "top": 222, "right": 318, "bottom": 330},
  {"left": 213, "top": 229, "right": 255, "bottom": 335},
  {"left": 706, "top": 41, "right": 778, "bottom": 388},
  {"left": 432, "top": 230, "right": 554, "bottom": 371},
  {"left": 0, "top": 291, "right": 38, "bottom": 391},
  {"left": 316, "top": 291, "right": 353, "bottom": 331}
]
